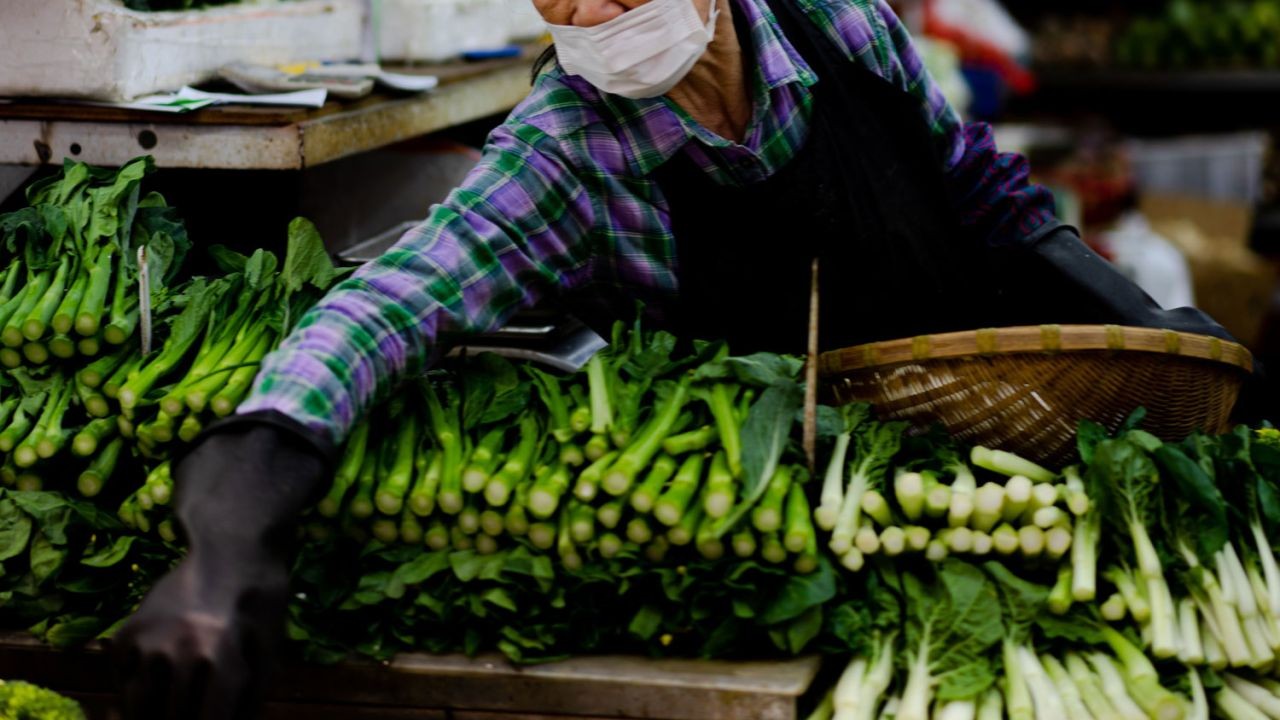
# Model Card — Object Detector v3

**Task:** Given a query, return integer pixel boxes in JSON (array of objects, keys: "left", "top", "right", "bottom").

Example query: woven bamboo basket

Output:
[{"left": 818, "top": 325, "right": 1254, "bottom": 467}]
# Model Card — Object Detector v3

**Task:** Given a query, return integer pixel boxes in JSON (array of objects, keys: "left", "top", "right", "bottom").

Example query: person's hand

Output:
[
  {"left": 114, "top": 416, "right": 333, "bottom": 720},
  {"left": 115, "top": 528, "right": 290, "bottom": 719}
]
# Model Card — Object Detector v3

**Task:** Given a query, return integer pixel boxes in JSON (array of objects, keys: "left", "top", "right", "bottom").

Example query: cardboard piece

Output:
[{"left": 1141, "top": 193, "right": 1277, "bottom": 348}]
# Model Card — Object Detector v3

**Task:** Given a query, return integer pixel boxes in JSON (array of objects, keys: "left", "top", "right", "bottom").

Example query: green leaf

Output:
[
  {"left": 629, "top": 605, "right": 663, "bottom": 640},
  {"left": 207, "top": 244, "right": 249, "bottom": 274},
  {"left": 1076, "top": 420, "right": 1109, "bottom": 465},
  {"left": 245, "top": 248, "right": 280, "bottom": 291},
  {"left": 759, "top": 556, "right": 836, "bottom": 624},
  {"left": 81, "top": 536, "right": 137, "bottom": 568},
  {"left": 391, "top": 551, "right": 450, "bottom": 587},
  {"left": 784, "top": 606, "right": 823, "bottom": 654},
  {"left": 29, "top": 533, "right": 65, "bottom": 584},
  {"left": 717, "top": 382, "right": 803, "bottom": 534},
  {"left": 1035, "top": 609, "right": 1106, "bottom": 645},
  {"left": 283, "top": 217, "right": 338, "bottom": 294},
  {"left": 0, "top": 499, "right": 33, "bottom": 562},
  {"left": 982, "top": 562, "right": 1048, "bottom": 640},
  {"left": 45, "top": 616, "right": 103, "bottom": 648},
  {"left": 903, "top": 560, "right": 1003, "bottom": 702},
  {"left": 692, "top": 353, "right": 804, "bottom": 388},
  {"left": 1153, "top": 444, "right": 1228, "bottom": 557},
  {"left": 482, "top": 587, "right": 518, "bottom": 612}
]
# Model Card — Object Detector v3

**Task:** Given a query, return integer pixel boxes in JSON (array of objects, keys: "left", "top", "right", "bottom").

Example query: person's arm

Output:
[
  {"left": 869, "top": 0, "right": 1059, "bottom": 247},
  {"left": 238, "top": 124, "right": 599, "bottom": 444},
  {"left": 115, "top": 124, "right": 601, "bottom": 720}
]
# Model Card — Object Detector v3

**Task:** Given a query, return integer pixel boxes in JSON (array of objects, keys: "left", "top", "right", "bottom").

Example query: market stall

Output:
[{"left": 3, "top": 1, "right": 1280, "bottom": 719}]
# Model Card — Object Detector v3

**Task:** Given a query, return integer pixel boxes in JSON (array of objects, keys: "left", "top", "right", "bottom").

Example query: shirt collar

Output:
[{"left": 579, "top": 0, "right": 816, "bottom": 177}]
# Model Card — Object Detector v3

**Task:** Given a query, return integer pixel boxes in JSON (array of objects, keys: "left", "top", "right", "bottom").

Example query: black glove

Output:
[
  {"left": 1006, "top": 227, "right": 1274, "bottom": 423},
  {"left": 1015, "top": 226, "right": 1235, "bottom": 340},
  {"left": 113, "top": 412, "right": 335, "bottom": 720}
]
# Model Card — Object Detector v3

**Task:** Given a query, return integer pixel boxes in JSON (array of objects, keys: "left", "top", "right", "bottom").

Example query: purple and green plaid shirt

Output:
[{"left": 239, "top": 0, "right": 1058, "bottom": 444}]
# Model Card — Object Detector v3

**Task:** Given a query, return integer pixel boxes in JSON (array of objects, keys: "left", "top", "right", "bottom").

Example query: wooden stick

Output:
[{"left": 804, "top": 258, "right": 819, "bottom": 474}]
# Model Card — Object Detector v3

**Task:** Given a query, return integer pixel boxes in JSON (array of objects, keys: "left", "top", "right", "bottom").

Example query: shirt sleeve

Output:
[
  {"left": 236, "top": 124, "right": 599, "bottom": 444},
  {"left": 872, "top": 1, "right": 1059, "bottom": 247}
]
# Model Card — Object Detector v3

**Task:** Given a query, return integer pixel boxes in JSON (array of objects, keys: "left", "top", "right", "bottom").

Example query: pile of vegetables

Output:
[
  {"left": 3, "top": 160, "right": 1280, "bottom": 719},
  {"left": 0, "top": 678, "right": 85, "bottom": 720},
  {"left": 1113, "top": 0, "right": 1280, "bottom": 70},
  {"left": 308, "top": 324, "right": 821, "bottom": 576},
  {"left": 0, "top": 157, "right": 186, "bottom": 369}
]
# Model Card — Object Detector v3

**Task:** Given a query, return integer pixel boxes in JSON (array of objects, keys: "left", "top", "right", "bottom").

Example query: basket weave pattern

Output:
[{"left": 820, "top": 325, "right": 1252, "bottom": 467}]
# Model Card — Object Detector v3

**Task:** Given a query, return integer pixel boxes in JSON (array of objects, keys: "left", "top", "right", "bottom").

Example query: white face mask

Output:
[{"left": 547, "top": 0, "right": 719, "bottom": 99}]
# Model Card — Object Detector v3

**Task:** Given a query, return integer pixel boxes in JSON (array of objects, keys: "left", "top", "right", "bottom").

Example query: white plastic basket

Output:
[
  {"left": 1126, "top": 132, "right": 1271, "bottom": 204},
  {"left": 0, "top": 0, "right": 364, "bottom": 102}
]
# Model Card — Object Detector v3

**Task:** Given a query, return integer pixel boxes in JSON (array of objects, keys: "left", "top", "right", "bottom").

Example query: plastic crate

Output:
[
  {"left": 1126, "top": 132, "right": 1271, "bottom": 204},
  {"left": 0, "top": 0, "right": 364, "bottom": 102}
]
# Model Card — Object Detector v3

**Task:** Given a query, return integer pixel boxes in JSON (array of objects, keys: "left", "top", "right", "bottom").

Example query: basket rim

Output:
[{"left": 818, "top": 324, "right": 1254, "bottom": 376}]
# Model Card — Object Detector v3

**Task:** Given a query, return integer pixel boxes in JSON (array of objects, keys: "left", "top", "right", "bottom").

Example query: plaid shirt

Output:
[{"left": 239, "top": 0, "right": 1059, "bottom": 443}]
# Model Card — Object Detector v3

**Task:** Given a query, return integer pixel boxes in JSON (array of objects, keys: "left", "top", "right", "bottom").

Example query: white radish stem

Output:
[{"left": 1002, "top": 475, "right": 1032, "bottom": 523}]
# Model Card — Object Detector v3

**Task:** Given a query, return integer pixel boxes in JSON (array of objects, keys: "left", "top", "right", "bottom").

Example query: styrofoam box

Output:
[
  {"left": 378, "top": 0, "right": 531, "bottom": 62},
  {"left": 1127, "top": 132, "right": 1272, "bottom": 204},
  {"left": 0, "top": 0, "right": 364, "bottom": 102}
]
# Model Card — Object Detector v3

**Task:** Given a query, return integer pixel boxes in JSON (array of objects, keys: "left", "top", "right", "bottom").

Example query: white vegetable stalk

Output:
[
  {"left": 974, "top": 689, "right": 1002, "bottom": 720},
  {"left": 905, "top": 526, "right": 931, "bottom": 553},
  {"left": 933, "top": 700, "right": 975, "bottom": 720},
  {"left": 1203, "top": 623, "right": 1228, "bottom": 671},
  {"left": 924, "top": 478, "right": 951, "bottom": 520},
  {"left": 1251, "top": 521, "right": 1280, "bottom": 616},
  {"left": 970, "top": 531, "right": 993, "bottom": 556},
  {"left": 862, "top": 491, "right": 892, "bottom": 527},
  {"left": 1100, "top": 593, "right": 1127, "bottom": 622},
  {"left": 1018, "top": 647, "right": 1065, "bottom": 720},
  {"left": 1040, "top": 654, "right": 1091, "bottom": 720},
  {"left": 1062, "top": 466, "right": 1090, "bottom": 516},
  {"left": 817, "top": 433, "right": 853, "bottom": 531},
  {"left": 970, "top": 483, "right": 1004, "bottom": 533},
  {"left": 880, "top": 526, "right": 906, "bottom": 557},
  {"left": 896, "top": 643, "right": 933, "bottom": 720},
  {"left": 1071, "top": 510, "right": 1099, "bottom": 601},
  {"left": 970, "top": 446, "right": 1055, "bottom": 483},
  {"left": 1001, "top": 641, "right": 1033, "bottom": 720},
  {"left": 992, "top": 524, "right": 1019, "bottom": 556},
  {"left": 1084, "top": 653, "right": 1147, "bottom": 720},
  {"left": 855, "top": 526, "right": 881, "bottom": 556},
  {"left": 948, "top": 492, "right": 974, "bottom": 530},
  {"left": 1002, "top": 476, "right": 1032, "bottom": 523},
  {"left": 1065, "top": 653, "right": 1121, "bottom": 720},
  {"left": 831, "top": 466, "right": 877, "bottom": 554},
  {"left": 895, "top": 471, "right": 926, "bottom": 523},
  {"left": 841, "top": 548, "right": 865, "bottom": 572},
  {"left": 1028, "top": 483, "right": 1059, "bottom": 516},
  {"left": 1179, "top": 598, "right": 1205, "bottom": 666},
  {"left": 831, "top": 657, "right": 867, "bottom": 720},
  {"left": 1045, "top": 526, "right": 1073, "bottom": 561},
  {"left": 925, "top": 538, "right": 948, "bottom": 563},
  {"left": 1216, "top": 686, "right": 1271, "bottom": 720},
  {"left": 1146, "top": 574, "right": 1181, "bottom": 659},
  {"left": 1225, "top": 674, "right": 1280, "bottom": 719},
  {"left": 1188, "top": 671, "right": 1209, "bottom": 720}
]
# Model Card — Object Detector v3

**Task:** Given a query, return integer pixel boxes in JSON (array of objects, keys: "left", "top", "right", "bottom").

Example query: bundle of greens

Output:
[
  {"left": 817, "top": 419, "right": 1080, "bottom": 573},
  {"left": 310, "top": 321, "right": 822, "bottom": 575},
  {"left": 0, "top": 158, "right": 188, "bottom": 368},
  {"left": 115, "top": 217, "right": 340, "bottom": 458},
  {"left": 1063, "top": 414, "right": 1280, "bottom": 676},
  {"left": 0, "top": 678, "right": 86, "bottom": 720}
]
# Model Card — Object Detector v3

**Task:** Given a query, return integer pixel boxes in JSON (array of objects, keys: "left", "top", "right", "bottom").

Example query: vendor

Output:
[{"left": 114, "top": 0, "right": 1239, "bottom": 717}]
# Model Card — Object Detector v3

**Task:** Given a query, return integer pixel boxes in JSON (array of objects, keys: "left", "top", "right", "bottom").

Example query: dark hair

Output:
[{"left": 532, "top": 44, "right": 558, "bottom": 84}]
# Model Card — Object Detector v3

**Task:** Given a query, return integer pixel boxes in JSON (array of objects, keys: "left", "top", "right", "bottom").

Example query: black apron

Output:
[{"left": 651, "top": 0, "right": 1019, "bottom": 355}]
